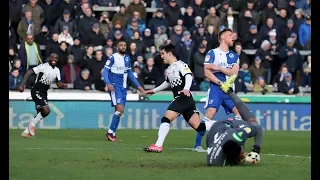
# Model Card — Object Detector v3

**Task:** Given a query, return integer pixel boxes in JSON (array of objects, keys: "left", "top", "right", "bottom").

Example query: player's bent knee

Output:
[
  {"left": 206, "top": 108, "right": 217, "bottom": 119},
  {"left": 195, "top": 122, "right": 206, "bottom": 132},
  {"left": 41, "top": 107, "right": 50, "bottom": 118},
  {"left": 161, "top": 117, "right": 171, "bottom": 124}
]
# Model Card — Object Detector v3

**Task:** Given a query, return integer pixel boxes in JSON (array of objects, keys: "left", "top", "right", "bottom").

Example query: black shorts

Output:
[
  {"left": 167, "top": 96, "right": 199, "bottom": 121},
  {"left": 31, "top": 89, "right": 48, "bottom": 109}
]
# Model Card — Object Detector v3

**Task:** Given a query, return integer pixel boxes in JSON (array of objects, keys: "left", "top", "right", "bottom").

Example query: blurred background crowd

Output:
[{"left": 9, "top": 0, "right": 311, "bottom": 95}]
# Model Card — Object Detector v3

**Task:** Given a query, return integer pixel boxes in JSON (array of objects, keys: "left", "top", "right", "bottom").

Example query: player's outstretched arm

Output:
[
  {"left": 18, "top": 69, "right": 35, "bottom": 92},
  {"left": 127, "top": 69, "right": 144, "bottom": 92},
  {"left": 147, "top": 80, "right": 170, "bottom": 95}
]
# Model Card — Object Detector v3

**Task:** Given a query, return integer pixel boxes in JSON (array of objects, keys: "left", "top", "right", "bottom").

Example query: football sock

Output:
[
  {"left": 108, "top": 111, "right": 121, "bottom": 134},
  {"left": 30, "top": 112, "right": 43, "bottom": 127},
  {"left": 155, "top": 122, "right": 170, "bottom": 147},
  {"left": 194, "top": 120, "right": 206, "bottom": 148}
]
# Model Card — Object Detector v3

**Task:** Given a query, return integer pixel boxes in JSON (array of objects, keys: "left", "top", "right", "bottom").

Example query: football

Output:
[{"left": 245, "top": 152, "right": 260, "bottom": 164}]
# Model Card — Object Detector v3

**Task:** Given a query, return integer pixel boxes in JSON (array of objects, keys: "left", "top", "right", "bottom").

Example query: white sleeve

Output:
[
  {"left": 178, "top": 61, "right": 192, "bottom": 76},
  {"left": 32, "top": 63, "right": 48, "bottom": 74},
  {"left": 183, "top": 74, "right": 193, "bottom": 90},
  {"left": 153, "top": 81, "right": 171, "bottom": 93},
  {"left": 56, "top": 68, "right": 61, "bottom": 81}
]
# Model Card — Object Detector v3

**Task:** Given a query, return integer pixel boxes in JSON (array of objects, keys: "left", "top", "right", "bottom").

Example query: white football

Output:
[{"left": 245, "top": 152, "right": 260, "bottom": 164}]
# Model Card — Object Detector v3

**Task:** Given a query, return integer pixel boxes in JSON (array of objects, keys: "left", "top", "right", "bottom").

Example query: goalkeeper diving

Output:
[{"left": 206, "top": 74, "right": 264, "bottom": 166}]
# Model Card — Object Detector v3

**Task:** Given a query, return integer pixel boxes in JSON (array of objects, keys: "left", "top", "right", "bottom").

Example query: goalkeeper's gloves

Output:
[{"left": 252, "top": 145, "right": 261, "bottom": 154}]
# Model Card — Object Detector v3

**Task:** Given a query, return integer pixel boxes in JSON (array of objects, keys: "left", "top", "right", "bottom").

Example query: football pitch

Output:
[{"left": 9, "top": 129, "right": 310, "bottom": 180}]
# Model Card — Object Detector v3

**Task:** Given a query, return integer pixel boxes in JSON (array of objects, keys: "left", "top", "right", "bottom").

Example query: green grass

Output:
[{"left": 9, "top": 130, "right": 311, "bottom": 180}]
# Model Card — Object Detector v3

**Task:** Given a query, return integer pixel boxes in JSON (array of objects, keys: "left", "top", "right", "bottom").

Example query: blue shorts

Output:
[
  {"left": 204, "top": 85, "right": 235, "bottom": 114},
  {"left": 109, "top": 86, "right": 127, "bottom": 107}
]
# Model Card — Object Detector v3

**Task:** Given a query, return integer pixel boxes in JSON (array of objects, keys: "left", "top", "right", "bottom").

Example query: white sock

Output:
[
  {"left": 23, "top": 126, "right": 29, "bottom": 134},
  {"left": 155, "top": 122, "right": 170, "bottom": 147},
  {"left": 107, "top": 129, "right": 113, "bottom": 134},
  {"left": 205, "top": 120, "right": 216, "bottom": 131},
  {"left": 113, "top": 132, "right": 116, "bottom": 136},
  {"left": 30, "top": 112, "right": 43, "bottom": 127}
]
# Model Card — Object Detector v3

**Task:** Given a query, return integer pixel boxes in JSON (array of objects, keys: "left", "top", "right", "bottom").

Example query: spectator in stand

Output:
[
  {"left": 55, "top": 9, "right": 78, "bottom": 38},
  {"left": 240, "top": 0, "right": 260, "bottom": 25},
  {"left": 134, "top": 55, "right": 145, "bottom": 69},
  {"left": 128, "top": 42, "right": 140, "bottom": 62},
  {"left": 267, "top": 29, "right": 281, "bottom": 52},
  {"left": 9, "top": 0, "right": 23, "bottom": 32},
  {"left": 94, "top": 0, "right": 116, "bottom": 7},
  {"left": 295, "top": 0, "right": 309, "bottom": 11},
  {"left": 278, "top": 72, "right": 300, "bottom": 95},
  {"left": 176, "top": 18, "right": 187, "bottom": 33},
  {"left": 280, "top": 19, "right": 297, "bottom": 45},
  {"left": 45, "top": 33, "right": 59, "bottom": 58},
  {"left": 170, "top": 25, "right": 183, "bottom": 46},
  {"left": 73, "top": 68, "right": 93, "bottom": 91},
  {"left": 163, "top": 0, "right": 182, "bottom": 28},
  {"left": 234, "top": 75, "right": 248, "bottom": 94},
  {"left": 9, "top": 68, "right": 23, "bottom": 91},
  {"left": 22, "top": 0, "right": 45, "bottom": 28},
  {"left": 182, "top": 5, "right": 195, "bottom": 30},
  {"left": 189, "top": 16, "right": 203, "bottom": 35},
  {"left": 130, "top": 31, "right": 144, "bottom": 53},
  {"left": 275, "top": 9, "right": 288, "bottom": 31},
  {"left": 124, "top": 19, "right": 143, "bottom": 41},
  {"left": 9, "top": 48, "right": 19, "bottom": 68},
  {"left": 302, "top": 54, "right": 311, "bottom": 87},
  {"left": 298, "top": 15, "right": 311, "bottom": 48},
  {"left": 290, "top": 33, "right": 303, "bottom": 50},
  {"left": 58, "top": 0, "right": 76, "bottom": 18},
  {"left": 81, "top": 45, "right": 94, "bottom": 70},
  {"left": 238, "top": 10, "right": 256, "bottom": 40},
  {"left": 39, "top": 0, "right": 59, "bottom": 31},
  {"left": 9, "top": 19, "right": 18, "bottom": 52},
  {"left": 238, "top": 62, "right": 253, "bottom": 89},
  {"left": 203, "top": 6, "right": 220, "bottom": 30},
  {"left": 112, "top": 4, "right": 130, "bottom": 28},
  {"left": 192, "top": 0, "right": 207, "bottom": 18},
  {"left": 34, "top": 25, "right": 51, "bottom": 47},
  {"left": 98, "top": 11, "right": 112, "bottom": 38},
  {"left": 256, "top": 40, "right": 273, "bottom": 84},
  {"left": 154, "top": 26, "right": 168, "bottom": 51},
  {"left": 176, "top": 30, "right": 195, "bottom": 64},
  {"left": 89, "top": 23, "right": 106, "bottom": 48},
  {"left": 88, "top": 50, "right": 106, "bottom": 91},
  {"left": 278, "top": 37, "right": 301, "bottom": 80},
  {"left": 104, "top": 47, "right": 114, "bottom": 57},
  {"left": 192, "top": 23, "right": 206, "bottom": 47},
  {"left": 56, "top": 41, "right": 70, "bottom": 69},
  {"left": 192, "top": 43, "right": 206, "bottom": 83},
  {"left": 205, "top": 25, "right": 219, "bottom": 49},
  {"left": 128, "top": 11, "right": 146, "bottom": 33},
  {"left": 78, "top": 8, "right": 98, "bottom": 45},
  {"left": 75, "top": 2, "right": 93, "bottom": 24},
  {"left": 234, "top": 42, "right": 250, "bottom": 65},
  {"left": 142, "top": 57, "right": 161, "bottom": 85},
  {"left": 260, "top": 0, "right": 277, "bottom": 25},
  {"left": 199, "top": 78, "right": 210, "bottom": 91},
  {"left": 221, "top": 7, "right": 237, "bottom": 33},
  {"left": 259, "top": 17, "right": 277, "bottom": 41},
  {"left": 19, "top": 34, "right": 43, "bottom": 71},
  {"left": 272, "top": 64, "right": 289, "bottom": 88},
  {"left": 12, "top": 59, "right": 25, "bottom": 77},
  {"left": 62, "top": 55, "right": 80, "bottom": 84},
  {"left": 190, "top": 74, "right": 200, "bottom": 91},
  {"left": 58, "top": 26, "right": 74, "bottom": 46},
  {"left": 253, "top": 76, "right": 272, "bottom": 94},
  {"left": 70, "top": 37, "right": 86, "bottom": 65},
  {"left": 249, "top": 56, "right": 265, "bottom": 83},
  {"left": 292, "top": 9, "right": 305, "bottom": 31},
  {"left": 218, "top": 0, "right": 230, "bottom": 22},
  {"left": 287, "top": 0, "right": 297, "bottom": 18},
  {"left": 148, "top": 9, "right": 168, "bottom": 35},
  {"left": 127, "top": 0, "right": 147, "bottom": 20},
  {"left": 17, "top": 11, "right": 40, "bottom": 42}
]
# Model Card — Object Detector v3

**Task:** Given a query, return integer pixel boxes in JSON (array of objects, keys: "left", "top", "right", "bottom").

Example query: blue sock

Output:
[
  {"left": 108, "top": 112, "right": 121, "bottom": 134},
  {"left": 194, "top": 120, "right": 206, "bottom": 148}
]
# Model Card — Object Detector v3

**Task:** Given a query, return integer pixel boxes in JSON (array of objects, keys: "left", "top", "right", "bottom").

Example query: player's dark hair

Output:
[
  {"left": 218, "top": 28, "right": 233, "bottom": 40},
  {"left": 160, "top": 43, "right": 177, "bottom": 57},
  {"left": 117, "top": 39, "right": 127, "bottom": 46},
  {"left": 223, "top": 140, "right": 242, "bottom": 166}
]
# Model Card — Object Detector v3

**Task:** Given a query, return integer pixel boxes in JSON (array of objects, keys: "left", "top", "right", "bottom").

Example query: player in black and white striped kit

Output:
[
  {"left": 143, "top": 44, "right": 214, "bottom": 152},
  {"left": 18, "top": 53, "right": 67, "bottom": 138}
]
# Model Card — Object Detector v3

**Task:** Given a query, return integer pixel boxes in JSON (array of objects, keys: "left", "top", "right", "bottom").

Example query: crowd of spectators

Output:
[{"left": 9, "top": 0, "right": 311, "bottom": 95}]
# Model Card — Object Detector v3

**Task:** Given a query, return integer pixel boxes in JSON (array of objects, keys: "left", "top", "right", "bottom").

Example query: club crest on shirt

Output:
[
  {"left": 205, "top": 55, "right": 210, "bottom": 62},
  {"left": 125, "top": 57, "right": 129, "bottom": 62},
  {"left": 106, "top": 60, "right": 111, "bottom": 65},
  {"left": 229, "top": 53, "right": 234, "bottom": 58}
]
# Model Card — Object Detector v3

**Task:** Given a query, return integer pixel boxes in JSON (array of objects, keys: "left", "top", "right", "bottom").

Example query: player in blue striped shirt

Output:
[{"left": 102, "top": 40, "right": 144, "bottom": 141}]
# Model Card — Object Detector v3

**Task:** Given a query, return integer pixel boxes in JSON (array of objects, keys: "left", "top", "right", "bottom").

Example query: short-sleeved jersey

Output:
[
  {"left": 204, "top": 48, "right": 239, "bottom": 86},
  {"left": 104, "top": 53, "right": 132, "bottom": 88},
  {"left": 165, "top": 60, "right": 192, "bottom": 98},
  {"left": 32, "top": 63, "right": 61, "bottom": 92}
]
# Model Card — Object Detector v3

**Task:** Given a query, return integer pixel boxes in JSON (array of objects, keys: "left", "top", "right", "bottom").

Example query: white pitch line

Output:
[{"left": 9, "top": 147, "right": 310, "bottom": 159}]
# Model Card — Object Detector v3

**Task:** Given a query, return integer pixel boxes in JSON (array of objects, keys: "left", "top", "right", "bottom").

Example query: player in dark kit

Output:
[
  {"left": 143, "top": 44, "right": 214, "bottom": 152},
  {"left": 206, "top": 74, "right": 264, "bottom": 166},
  {"left": 18, "top": 53, "right": 67, "bottom": 138}
]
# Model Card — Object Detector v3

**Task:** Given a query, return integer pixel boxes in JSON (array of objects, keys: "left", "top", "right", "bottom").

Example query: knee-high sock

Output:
[
  {"left": 107, "top": 111, "right": 121, "bottom": 134},
  {"left": 23, "top": 112, "right": 43, "bottom": 134},
  {"left": 155, "top": 122, "right": 170, "bottom": 147}
]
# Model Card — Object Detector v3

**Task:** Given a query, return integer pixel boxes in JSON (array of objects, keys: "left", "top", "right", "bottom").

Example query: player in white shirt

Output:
[
  {"left": 193, "top": 28, "right": 242, "bottom": 152},
  {"left": 19, "top": 53, "right": 68, "bottom": 138}
]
